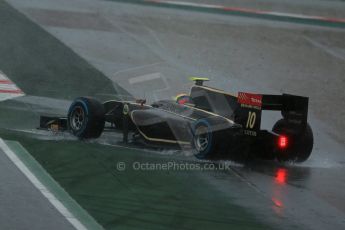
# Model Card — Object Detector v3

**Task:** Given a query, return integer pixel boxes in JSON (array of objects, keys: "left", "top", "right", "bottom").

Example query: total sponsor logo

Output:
[
  {"left": 238, "top": 92, "right": 262, "bottom": 108},
  {"left": 250, "top": 97, "right": 261, "bottom": 105}
]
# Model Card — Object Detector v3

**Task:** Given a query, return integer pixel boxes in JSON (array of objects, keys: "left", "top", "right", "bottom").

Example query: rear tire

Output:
[
  {"left": 192, "top": 119, "right": 217, "bottom": 159},
  {"left": 67, "top": 97, "right": 105, "bottom": 139},
  {"left": 272, "top": 119, "right": 313, "bottom": 162}
]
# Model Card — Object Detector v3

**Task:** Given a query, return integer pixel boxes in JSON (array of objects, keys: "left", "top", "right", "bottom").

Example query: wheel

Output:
[
  {"left": 192, "top": 119, "right": 217, "bottom": 159},
  {"left": 67, "top": 97, "right": 105, "bottom": 139},
  {"left": 272, "top": 119, "right": 313, "bottom": 162}
]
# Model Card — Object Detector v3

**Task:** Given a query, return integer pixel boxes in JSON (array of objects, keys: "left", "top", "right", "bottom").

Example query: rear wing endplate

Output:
[{"left": 262, "top": 94, "right": 309, "bottom": 127}]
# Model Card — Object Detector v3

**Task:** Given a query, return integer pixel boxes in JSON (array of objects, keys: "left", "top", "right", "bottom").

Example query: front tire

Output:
[
  {"left": 67, "top": 97, "right": 105, "bottom": 139},
  {"left": 273, "top": 119, "right": 313, "bottom": 162}
]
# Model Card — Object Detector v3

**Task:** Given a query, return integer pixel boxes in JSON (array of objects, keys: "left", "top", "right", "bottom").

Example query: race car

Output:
[{"left": 40, "top": 78, "right": 313, "bottom": 162}]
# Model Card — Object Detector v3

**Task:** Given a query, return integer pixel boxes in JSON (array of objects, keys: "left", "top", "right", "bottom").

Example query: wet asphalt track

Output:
[
  {"left": 1, "top": 0, "right": 345, "bottom": 229},
  {"left": 0, "top": 145, "right": 76, "bottom": 230}
]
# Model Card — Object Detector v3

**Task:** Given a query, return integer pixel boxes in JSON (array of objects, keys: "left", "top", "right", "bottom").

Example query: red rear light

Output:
[{"left": 278, "top": 135, "right": 288, "bottom": 149}]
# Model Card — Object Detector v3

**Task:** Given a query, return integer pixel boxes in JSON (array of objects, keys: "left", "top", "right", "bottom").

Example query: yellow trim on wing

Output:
[
  {"left": 130, "top": 110, "right": 191, "bottom": 145},
  {"left": 183, "top": 103, "right": 234, "bottom": 124},
  {"left": 103, "top": 99, "right": 153, "bottom": 108}
]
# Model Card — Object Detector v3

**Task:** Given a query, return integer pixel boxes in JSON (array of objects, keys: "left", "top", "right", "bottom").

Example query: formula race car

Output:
[{"left": 40, "top": 78, "right": 313, "bottom": 162}]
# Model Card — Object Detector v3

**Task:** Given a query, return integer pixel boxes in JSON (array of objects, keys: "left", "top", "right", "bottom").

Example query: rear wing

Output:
[
  {"left": 237, "top": 92, "right": 309, "bottom": 136},
  {"left": 262, "top": 94, "right": 309, "bottom": 126}
]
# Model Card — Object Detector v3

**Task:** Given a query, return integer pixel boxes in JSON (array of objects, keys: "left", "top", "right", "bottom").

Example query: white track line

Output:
[
  {"left": 145, "top": 0, "right": 345, "bottom": 23},
  {"left": 0, "top": 138, "right": 87, "bottom": 230}
]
